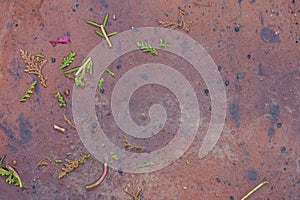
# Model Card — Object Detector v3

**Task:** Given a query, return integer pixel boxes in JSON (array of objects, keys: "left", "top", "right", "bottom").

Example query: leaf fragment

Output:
[
  {"left": 60, "top": 52, "right": 76, "bottom": 69},
  {"left": 98, "top": 77, "right": 104, "bottom": 89},
  {"left": 158, "top": 39, "right": 170, "bottom": 48},
  {"left": 55, "top": 92, "right": 66, "bottom": 107},
  {"left": 20, "top": 80, "right": 37, "bottom": 102},
  {"left": 136, "top": 42, "right": 158, "bottom": 55}
]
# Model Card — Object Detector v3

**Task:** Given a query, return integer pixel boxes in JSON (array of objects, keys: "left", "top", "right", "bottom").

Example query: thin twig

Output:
[
  {"left": 241, "top": 180, "right": 269, "bottom": 200},
  {"left": 85, "top": 163, "right": 108, "bottom": 190},
  {"left": 63, "top": 115, "right": 76, "bottom": 129}
]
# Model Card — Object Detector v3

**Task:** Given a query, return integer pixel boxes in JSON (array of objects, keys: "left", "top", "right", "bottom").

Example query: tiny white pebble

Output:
[{"left": 183, "top": 186, "right": 187, "bottom": 190}]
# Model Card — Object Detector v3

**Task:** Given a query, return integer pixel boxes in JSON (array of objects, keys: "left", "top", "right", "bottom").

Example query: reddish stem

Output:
[{"left": 85, "top": 163, "right": 108, "bottom": 190}]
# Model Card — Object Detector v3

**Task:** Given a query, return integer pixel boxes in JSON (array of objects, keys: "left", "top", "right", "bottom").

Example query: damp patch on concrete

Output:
[
  {"left": 100, "top": 0, "right": 108, "bottom": 8},
  {"left": 260, "top": 27, "right": 281, "bottom": 43},
  {"left": 236, "top": 72, "right": 246, "bottom": 81},
  {"left": 0, "top": 115, "right": 32, "bottom": 145},
  {"left": 229, "top": 103, "right": 240, "bottom": 122},
  {"left": 18, "top": 114, "right": 32, "bottom": 144},
  {"left": 6, "top": 22, "right": 13, "bottom": 29},
  {"left": 269, "top": 105, "right": 280, "bottom": 124},
  {"left": 268, "top": 127, "right": 275, "bottom": 137},
  {"left": 245, "top": 168, "right": 259, "bottom": 182},
  {"left": 258, "top": 63, "right": 263, "bottom": 76}
]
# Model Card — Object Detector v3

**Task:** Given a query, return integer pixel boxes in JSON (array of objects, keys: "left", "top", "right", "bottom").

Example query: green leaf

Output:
[
  {"left": 0, "top": 168, "right": 11, "bottom": 176},
  {"left": 105, "top": 68, "right": 115, "bottom": 77},
  {"left": 0, "top": 166, "right": 24, "bottom": 188},
  {"left": 136, "top": 42, "right": 158, "bottom": 55},
  {"left": 107, "top": 32, "right": 118, "bottom": 37},
  {"left": 55, "top": 92, "right": 66, "bottom": 107},
  {"left": 60, "top": 52, "right": 76, "bottom": 69},
  {"left": 95, "top": 30, "right": 104, "bottom": 37},
  {"left": 86, "top": 20, "right": 101, "bottom": 28},
  {"left": 137, "top": 161, "right": 154, "bottom": 168},
  {"left": 158, "top": 38, "right": 170, "bottom": 48},
  {"left": 20, "top": 80, "right": 37, "bottom": 102},
  {"left": 102, "top": 14, "right": 109, "bottom": 27},
  {"left": 97, "top": 77, "right": 104, "bottom": 89}
]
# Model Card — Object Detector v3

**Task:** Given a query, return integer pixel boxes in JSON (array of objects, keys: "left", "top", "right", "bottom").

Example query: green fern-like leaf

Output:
[
  {"left": 60, "top": 52, "right": 76, "bottom": 69},
  {"left": 20, "top": 80, "right": 37, "bottom": 102},
  {"left": 136, "top": 42, "right": 158, "bottom": 55},
  {"left": 55, "top": 92, "right": 66, "bottom": 107},
  {"left": 158, "top": 39, "right": 170, "bottom": 48}
]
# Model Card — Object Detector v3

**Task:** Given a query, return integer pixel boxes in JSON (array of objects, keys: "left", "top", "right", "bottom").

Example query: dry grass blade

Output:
[{"left": 20, "top": 49, "right": 48, "bottom": 87}]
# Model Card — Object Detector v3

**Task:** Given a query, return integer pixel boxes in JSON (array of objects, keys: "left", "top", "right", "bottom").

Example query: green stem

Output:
[
  {"left": 64, "top": 67, "right": 80, "bottom": 74},
  {"left": 100, "top": 25, "right": 112, "bottom": 48}
]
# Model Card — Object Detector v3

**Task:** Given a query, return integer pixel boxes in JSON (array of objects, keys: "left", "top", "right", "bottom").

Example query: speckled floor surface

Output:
[{"left": 0, "top": 0, "right": 299, "bottom": 199}]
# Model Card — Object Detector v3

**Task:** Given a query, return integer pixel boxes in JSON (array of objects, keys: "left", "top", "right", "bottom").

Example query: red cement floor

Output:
[{"left": 0, "top": 0, "right": 299, "bottom": 199}]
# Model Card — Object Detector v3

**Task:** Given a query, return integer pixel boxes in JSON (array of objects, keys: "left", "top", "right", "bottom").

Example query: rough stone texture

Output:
[{"left": 0, "top": 0, "right": 299, "bottom": 199}]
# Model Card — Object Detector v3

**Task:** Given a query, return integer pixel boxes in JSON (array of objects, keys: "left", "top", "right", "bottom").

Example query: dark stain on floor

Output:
[
  {"left": 229, "top": 103, "right": 240, "bottom": 126},
  {"left": 18, "top": 114, "right": 32, "bottom": 144},
  {"left": 260, "top": 27, "right": 281, "bottom": 43},
  {"left": 269, "top": 105, "right": 280, "bottom": 124}
]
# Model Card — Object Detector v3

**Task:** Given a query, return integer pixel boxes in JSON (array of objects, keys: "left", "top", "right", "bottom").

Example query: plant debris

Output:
[
  {"left": 85, "top": 163, "right": 108, "bottom": 190},
  {"left": 136, "top": 42, "right": 158, "bottom": 55},
  {"left": 123, "top": 137, "right": 146, "bottom": 152},
  {"left": 110, "top": 152, "right": 119, "bottom": 161},
  {"left": 34, "top": 53, "right": 45, "bottom": 58},
  {"left": 137, "top": 161, "right": 153, "bottom": 168},
  {"left": 37, "top": 160, "right": 49, "bottom": 166},
  {"left": 74, "top": 57, "right": 93, "bottom": 86},
  {"left": 37, "top": 156, "right": 63, "bottom": 166},
  {"left": 63, "top": 114, "right": 76, "bottom": 129},
  {"left": 124, "top": 175, "right": 143, "bottom": 200},
  {"left": 60, "top": 52, "right": 76, "bottom": 69},
  {"left": 58, "top": 153, "right": 91, "bottom": 179},
  {"left": 0, "top": 155, "right": 25, "bottom": 188},
  {"left": 98, "top": 77, "right": 104, "bottom": 89},
  {"left": 20, "top": 49, "right": 48, "bottom": 87},
  {"left": 53, "top": 124, "right": 66, "bottom": 133},
  {"left": 20, "top": 80, "right": 37, "bottom": 102},
  {"left": 159, "top": 9, "right": 192, "bottom": 32},
  {"left": 158, "top": 38, "right": 170, "bottom": 48},
  {"left": 86, "top": 14, "right": 118, "bottom": 48},
  {"left": 105, "top": 68, "right": 115, "bottom": 77},
  {"left": 49, "top": 34, "right": 71, "bottom": 47},
  {"left": 55, "top": 92, "right": 66, "bottom": 107},
  {"left": 63, "top": 66, "right": 80, "bottom": 75},
  {"left": 241, "top": 180, "right": 269, "bottom": 200}
]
